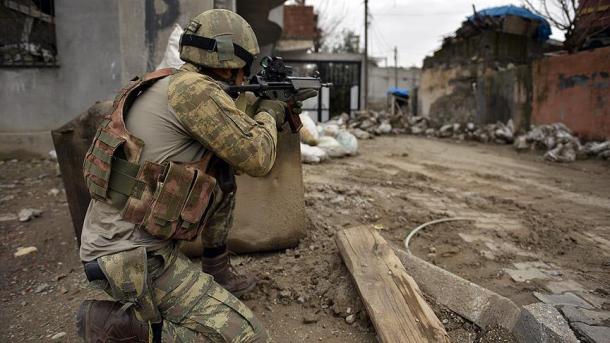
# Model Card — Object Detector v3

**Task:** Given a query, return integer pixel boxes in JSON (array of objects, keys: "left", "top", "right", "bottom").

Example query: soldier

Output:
[{"left": 76, "top": 9, "right": 316, "bottom": 342}]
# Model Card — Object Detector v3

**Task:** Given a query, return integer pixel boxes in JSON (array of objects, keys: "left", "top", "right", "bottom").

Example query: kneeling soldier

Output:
[{"left": 76, "top": 9, "right": 314, "bottom": 342}]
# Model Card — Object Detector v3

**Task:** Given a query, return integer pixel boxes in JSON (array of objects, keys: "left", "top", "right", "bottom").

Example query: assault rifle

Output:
[{"left": 227, "top": 56, "right": 332, "bottom": 133}]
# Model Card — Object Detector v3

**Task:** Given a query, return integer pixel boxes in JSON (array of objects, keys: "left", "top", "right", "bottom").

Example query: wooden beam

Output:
[{"left": 335, "top": 226, "right": 450, "bottom": 343}]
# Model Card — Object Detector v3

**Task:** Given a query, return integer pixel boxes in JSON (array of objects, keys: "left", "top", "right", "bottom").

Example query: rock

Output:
[
  {"left": 345, "top": 314, "right": 356, "bottom": 324},
  {"left": 561, "top": 306, "right": 610, "bottom": 326},
  {"left": 466, "top": 122, "right": 475, "bottom": 131},
  {"left": 14, "top": 246, "right": 38, "bottom": 257},
  {"left": 35, "top": 283, "right": 49, "bottom": 293},
  {"left": 48, "top": 188, "right": 61, "bottom": 196},
  {"left": 513, "top": 303, "right": 578, "bottom": 343},
  {"left": 51, "top": 332, "right": 66, "bottom": 340},
  {"left": 439, "top": 124, "right": 453, "bottom": 138},
  {"left": 279, "top": 290, "right": 291, "bottom": 299},
  {"left": 583, "top": 141, "right": 610, "bottom": 156},
  {"left": 572, "top": 323, "right": 610, "bottom": 343},
  {"left": 533, "top": 292, "right": 595, "bottom": 310},
  {"left": 0, "top": 194, "right": 15, "bottom": 203},
  {"left": 0, "top": 213, "right": 18, "bottom": 222},
  {"left": 376, "top": 122, "right": 392, "bottom": 134},
  {"left": 48, "top": 150, "right": 57, "bottom": 161},
  {"left": 410, "top": 126, "right": 424, "bottom": 135},
  {"left": 303, "top": 312, "right": 320, "bottom": 324},
  {"left": 335, "top": 131, "right": 358, "bottom": 156},
  {"left": 544, "top": 143, "right": 576, "bottom": 163},
  {"left": 425, "top": 128, "right": 436, "bottom": 136},
  {"left": 514, "top": 136, "right": 528, "bottom": 151},
  {"left": 18, "top": 208, "right": 42, "bottom": 222},
  {"left": 351, "top": 128, "right": 372, "bottom": 140}
]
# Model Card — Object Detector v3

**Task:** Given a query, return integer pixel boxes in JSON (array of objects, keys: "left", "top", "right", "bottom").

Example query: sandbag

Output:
[
  {"left": 335, "top": 130, "right": 358, "bottom": 156},
  {"left": 300, "top": 143, "right": 329, "bottom": 164},
  {"left": 299, "top": 112, "right": 319, "bottom": 146},
  {"left": 317, "top": 136, "right": 347, "bottom": 158}
]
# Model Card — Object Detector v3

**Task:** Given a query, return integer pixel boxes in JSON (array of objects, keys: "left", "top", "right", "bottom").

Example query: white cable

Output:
[{"left": 404, "top": 218, "right": 474, "bottom": 251}]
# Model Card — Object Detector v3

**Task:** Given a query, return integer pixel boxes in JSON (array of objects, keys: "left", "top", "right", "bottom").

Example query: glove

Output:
[
  {"left": 289, "top": 89, "right": 319, "bottom": 115},
  {"left": 255, "top": 99, "right": 287, "bottom": 128}
]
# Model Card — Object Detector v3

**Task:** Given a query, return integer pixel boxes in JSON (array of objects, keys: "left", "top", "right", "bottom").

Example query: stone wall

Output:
[{"left": 418, "top": 64, "right": 532, "bottom": 131}]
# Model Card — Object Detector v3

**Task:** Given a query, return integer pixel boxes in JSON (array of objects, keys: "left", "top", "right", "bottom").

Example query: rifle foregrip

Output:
[{"left": 286, "top": 107, "right": 303, "bottom": 133}]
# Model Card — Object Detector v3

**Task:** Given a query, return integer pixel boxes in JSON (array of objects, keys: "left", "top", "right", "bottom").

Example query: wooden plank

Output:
[{"left": 335, "top": 226, "right": 450, "bottom": 343}]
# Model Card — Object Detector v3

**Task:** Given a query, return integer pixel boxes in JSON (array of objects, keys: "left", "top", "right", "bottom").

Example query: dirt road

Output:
[{"left": 1, "top": 136, "right": 608, "bottom": 342}]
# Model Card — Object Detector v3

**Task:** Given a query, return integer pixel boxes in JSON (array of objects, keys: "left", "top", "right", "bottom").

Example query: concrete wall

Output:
[
  {"left": 0, "top": 0, "right": 213, "bottom": 157},
  {"left": 368, "top": 66, "right": 420, "bottom": 109},
  {"left": 418, "top": 65, "right": 477, "bottom": 125},
  {"left": 418, "top": 64, "right": 532, "bottom": 130},
  {"left": 475, "top": 65, "right": 532, "bottom": 131},
  {"left": 532, "top": 47, "right": 610, "bottom": 140}
]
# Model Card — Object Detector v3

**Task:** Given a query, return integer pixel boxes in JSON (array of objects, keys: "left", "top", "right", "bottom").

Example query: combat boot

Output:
[
  {"left": 202, "top": 250, "right": 257, "bottom": 297},
  {"left": 77, "top": 300, "right": 150, "bottom": 343}
]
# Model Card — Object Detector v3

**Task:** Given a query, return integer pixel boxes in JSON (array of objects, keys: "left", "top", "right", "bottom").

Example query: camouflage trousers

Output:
[
  {"left": 97, "top": 243, "right": 268, "bottom": 342},
  {"left": 200, "top": 189, "right": 235, "bottom": 250}
]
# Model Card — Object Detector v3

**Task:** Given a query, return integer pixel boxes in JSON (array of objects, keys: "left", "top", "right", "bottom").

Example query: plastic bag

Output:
[
  {"left": 335, "top": 130, "right": 358, "bottom": 156},
  {"left": 156, "top": 24, "right": 185, "bottom": 70},
  {"left": 317, "top": 136, "right": 348, "bottom": 158}
]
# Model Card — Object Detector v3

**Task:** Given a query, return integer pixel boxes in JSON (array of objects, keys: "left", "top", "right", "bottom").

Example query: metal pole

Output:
[
  {"left": 363, "top": 0, "right": 368, "bottom": 109},
  {"left": 394, "top": 46, "right": 398, "bottom": 88}
]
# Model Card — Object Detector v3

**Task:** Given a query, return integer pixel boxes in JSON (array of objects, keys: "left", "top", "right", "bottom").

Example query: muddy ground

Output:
[{"left": 0, "top": 135, "right": 608, "bottom": 342}]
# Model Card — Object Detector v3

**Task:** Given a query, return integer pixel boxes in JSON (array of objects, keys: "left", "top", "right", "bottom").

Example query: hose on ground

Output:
[{"left": 404, "top": 217, "right": 475, "bottom": 251}]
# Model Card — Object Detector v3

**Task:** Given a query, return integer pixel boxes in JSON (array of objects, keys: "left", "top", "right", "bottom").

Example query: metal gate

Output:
[{"left": 284, "top": 53, "right": 362, "bottom": 122}]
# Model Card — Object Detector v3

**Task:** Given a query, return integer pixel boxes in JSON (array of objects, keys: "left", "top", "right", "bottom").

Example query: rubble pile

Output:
[{"left": 299, "top": 109, "right": 609, "bottom": 164}]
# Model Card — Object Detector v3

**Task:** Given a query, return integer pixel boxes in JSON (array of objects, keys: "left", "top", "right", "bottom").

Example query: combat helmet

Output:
[{"left": 179, "top": 9, "right": 260, "bottom": 75}]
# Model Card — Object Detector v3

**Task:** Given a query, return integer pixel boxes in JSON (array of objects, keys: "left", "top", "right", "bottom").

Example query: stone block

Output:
[
  {"left": 572, "top": 323, "right": 610, "bottom": 343},
  {"left": 396, "top": 249, "right": 521, "bottom": 331},
  {"left": 561, "top": 306, "right": 610, "bottom": 326},
  {"left": 534, "top": 292, "right": 595, "bottom": 310},
  {"left": 512, "top": 303, "right": 578, "bottom": 343},
  {"left": 544, "top": 280, "right": 585, "bottom": 294}
]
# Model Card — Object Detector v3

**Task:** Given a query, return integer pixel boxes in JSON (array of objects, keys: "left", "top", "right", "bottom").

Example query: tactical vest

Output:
[{"left": 83, "top": 68, "right": 217, "bottom": 241}]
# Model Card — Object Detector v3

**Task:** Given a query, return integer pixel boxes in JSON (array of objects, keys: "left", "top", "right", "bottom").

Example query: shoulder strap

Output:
[{"left": 110, "top": 68, "right": 176, "bottom": 127}]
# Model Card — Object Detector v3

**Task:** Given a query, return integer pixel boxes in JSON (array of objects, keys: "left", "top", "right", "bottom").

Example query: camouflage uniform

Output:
[
  {"left": 78, "top": 9, "right": 289, "bottom": 342},
  {"left": 79, "top": 62, "right": 280, "bottom": 342}
]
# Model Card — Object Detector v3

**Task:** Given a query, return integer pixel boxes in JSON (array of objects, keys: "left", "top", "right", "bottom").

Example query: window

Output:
[{"left": 0, "top": 0, "right": 58, "bottom": 67}]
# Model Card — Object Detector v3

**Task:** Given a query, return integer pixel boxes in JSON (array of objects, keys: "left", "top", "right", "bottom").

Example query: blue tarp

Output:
[
  {"left": 467, "top": 5, "right": 552, "bottom": 41},
  {"left": 387, "top": 87, "right": 409, "bottom": 98}
]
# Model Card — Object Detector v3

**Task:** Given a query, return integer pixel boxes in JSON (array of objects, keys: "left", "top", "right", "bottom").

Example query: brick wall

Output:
[
  {"left": 282, "top": 5, "right": 316, "bottom": 39},
  {"left": 532, "top": 46, "right": 610, "bottom": 140}
]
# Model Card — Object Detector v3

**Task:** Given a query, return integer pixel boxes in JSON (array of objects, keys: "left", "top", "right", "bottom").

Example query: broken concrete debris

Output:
[
  {"left": 301, "top": 109, "right": 608, "bottom": 164},
  {"left": 513, "top": 303, "right": 579, "bottom": 343},
  {"left": 18, "top": 208, "right": 43, "bottom": 222},
  {"left": 14, "top": 246, "right": 38, "bottom": 257}
]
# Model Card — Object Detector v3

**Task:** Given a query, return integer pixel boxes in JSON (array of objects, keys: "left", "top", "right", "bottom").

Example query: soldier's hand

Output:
[
  {"left": 293, "top": 89, "right": 318, "bottom": 102},
  {"left": 289, "top": 89, "right": 318, "bottom": 115},
  {"left": 255, "top": 99, "right": 287, "bottom": 128}
]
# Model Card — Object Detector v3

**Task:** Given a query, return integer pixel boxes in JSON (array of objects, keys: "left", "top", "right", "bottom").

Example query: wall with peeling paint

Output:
[
  {"left": 0, "top": 0, "right": 214, "bottom": 156},
  {"left": 532, "top": 47, "right": 610, "bottom": 140}
]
